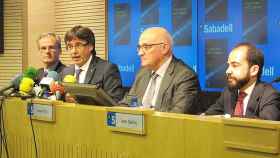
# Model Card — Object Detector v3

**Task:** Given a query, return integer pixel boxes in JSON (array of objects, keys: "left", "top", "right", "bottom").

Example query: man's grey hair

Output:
[{"left": 37, "top": 32, "right": 61, "bottom": 51}]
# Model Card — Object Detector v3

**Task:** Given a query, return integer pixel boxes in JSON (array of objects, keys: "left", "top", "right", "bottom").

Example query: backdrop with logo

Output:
[{"left": 108, "top": 0, "right": 280, "bottom": 91}]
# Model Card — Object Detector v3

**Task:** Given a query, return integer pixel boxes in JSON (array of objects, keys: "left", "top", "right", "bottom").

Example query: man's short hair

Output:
[
  {"left": 37, "top": 32, "right": 61, "bottom": 51},
  {"left": 233, "top": 42, "right": 264, "bottom": 80},
  {"left": 64, "top": 25, "right": 96, "bottom": 55}
]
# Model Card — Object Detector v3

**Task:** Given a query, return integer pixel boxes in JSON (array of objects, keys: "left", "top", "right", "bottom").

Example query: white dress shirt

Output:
[
  {"left": 74, "top": 55, "right": 92, "bottom": 83},
  {"left": 142, "top": 56, "right": 173, "bottom": 108},
  {"left": 241, "top": 81, "right": 256, "bottom": 115}
]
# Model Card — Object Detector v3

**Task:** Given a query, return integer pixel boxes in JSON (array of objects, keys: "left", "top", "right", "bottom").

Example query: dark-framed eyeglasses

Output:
[
  {"left": 137, "top": 43, "right": 166, "bottom": 52},
  {"left": 66, "top": 42, "right": 88, "bottom": 51}
]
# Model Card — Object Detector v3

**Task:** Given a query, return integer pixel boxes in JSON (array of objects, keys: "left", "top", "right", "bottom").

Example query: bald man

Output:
[{"left": 123, "top": 27, "right": 200, "bottom": 114}]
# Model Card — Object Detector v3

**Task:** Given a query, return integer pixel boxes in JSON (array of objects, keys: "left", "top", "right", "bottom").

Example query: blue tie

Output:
[{"left": 75, "top": 69, "right": 82, "bottom": 83}]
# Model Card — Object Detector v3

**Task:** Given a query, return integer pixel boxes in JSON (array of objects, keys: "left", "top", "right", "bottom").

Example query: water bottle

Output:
[{"left": 129, "top": 95, "right": 138, "bottom": 107}]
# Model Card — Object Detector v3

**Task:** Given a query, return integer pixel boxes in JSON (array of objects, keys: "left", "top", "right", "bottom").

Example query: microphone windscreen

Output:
[
  {"left": 23, "top": 67, "right": 38, "bottom": 79},
  {"left": 50, "top": 82, "right": 65, "bottom": 95},
  {"left": 63, "top": 75, "right": 76, "bottom": 83},
  {"left": 39, "top": 77, "right": 54, "bottom": 86},
  {"left": 0, "top": 73, "right": 23, "bottom": 94},
  {"left": 19, "top": 77, "right": 35, "bottom": 93},
  {"left": 47, "top": 71, "right": 59, "bottom": 81}
]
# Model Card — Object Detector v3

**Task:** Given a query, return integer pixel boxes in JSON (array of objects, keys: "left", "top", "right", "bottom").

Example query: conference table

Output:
[{"left": 1, "top": 97, "right": 280, "bottom": 158}]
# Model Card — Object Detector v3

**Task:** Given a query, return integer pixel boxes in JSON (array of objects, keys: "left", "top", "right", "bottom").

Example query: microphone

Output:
[
  {"left": 0, "top": 73, "right": 23, "bottom": 95},
  {"left": 19, "top": 77, "right": 35, "bottom": 95},
  {"left": 272, "top": 77, "right": 280, "bottom": 83},
  {"left": 47, "top": 71, "right": 59, "bottom": 81},
  {"left": 63, "top": 75, "right": 77, "bottom": 83},
  {"left": 23, "top": 66, "right": 38, "bottom": 80},
  {"left": 38, "top": 71, "right": 59, "bottom": 97},
  {"left": 50, "top": 82, "right": 65, "bottom": 100}
]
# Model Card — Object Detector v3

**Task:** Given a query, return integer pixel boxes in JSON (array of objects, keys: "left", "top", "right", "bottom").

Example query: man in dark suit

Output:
[
  {"left": 123, "top": 27, "right": 200, "bottom": 114},
  {"left": 37, "top": 32, "right": 65, "bottom": 82},
  {"left": 61, "top": 25, "right": 124, "bottom": 102},
  {"left": 205, "top": 42, "right": 280, "bottom": 121}
]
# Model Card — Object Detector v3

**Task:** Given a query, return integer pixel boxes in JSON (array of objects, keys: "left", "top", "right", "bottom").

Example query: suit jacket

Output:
[
  {"left": 205, "top": 82, "right": 280, "bottom": 121},
  {"left": 125, "top": 57, "right": 200, "bottom": 114},
  {"left": 60, "top": 56, "right": 124, "bottom": 102},
  {"left": 36, "top": 60, "right": 65, "bottom": 83}
]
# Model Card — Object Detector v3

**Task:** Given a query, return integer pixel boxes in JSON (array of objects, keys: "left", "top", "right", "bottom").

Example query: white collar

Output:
[
  {"left": 155, "top": 56, "right": 172, "bottom": 77},
  {"left": 75, "top": 55, "right": 92, "bottom": 71}
]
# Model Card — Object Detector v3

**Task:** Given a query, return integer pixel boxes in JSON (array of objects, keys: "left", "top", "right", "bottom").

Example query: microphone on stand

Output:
[
  {"left": 63, "top": 75, "right": 77, "bottom": 83},
  {"left": 272, "top": 77, "right": 280, "bottom": 83},
  {"left": 0, "top": 73, "right": 23, "bottom": 95},
  {"left": 37, "top": 71, "right": 59, "bottom": 98},
  {"left": 19, "top": 77, "right": 35, "bottom": 99},
  {"left": 50, "top": 82, "right": 65, "bottom": 100}
]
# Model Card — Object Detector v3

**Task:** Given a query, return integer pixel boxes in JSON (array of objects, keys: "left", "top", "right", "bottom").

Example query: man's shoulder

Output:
[
  {"left": 92, "top": 56, "right": 117, "bottom": 68},
  {"left": 61, "top": 65, "right": 74, "bottom": 75},
  {"left": 172, "top": 57, "right": 196, "bottom": 74},
  {"left": 56, "top": 61, "right": 66, "bottom": 73},
  {"left": 256, "top": 82, "right": 278, "bottom": 94},
  {"left": 169, "top": 58, "right": 197, "bottom": 79}
]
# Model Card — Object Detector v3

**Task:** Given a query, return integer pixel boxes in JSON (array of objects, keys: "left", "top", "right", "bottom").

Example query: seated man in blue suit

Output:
[
  {"left": 60, "top": 25, "right": 124, "bottom": 102},
  {"left": 123, "top": 27, "right": 200, "bottom": 114},
  {"left": 205, "top": 42, "right": 280, "bottom": 121}
]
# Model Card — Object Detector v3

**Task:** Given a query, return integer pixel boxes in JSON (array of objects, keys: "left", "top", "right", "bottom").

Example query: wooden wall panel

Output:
[
  {"left": 55, "top": 0, "right": 107, "bottom": 65},
  {"left": 0, "top": 0, "right": 23, "bottom": 88}
]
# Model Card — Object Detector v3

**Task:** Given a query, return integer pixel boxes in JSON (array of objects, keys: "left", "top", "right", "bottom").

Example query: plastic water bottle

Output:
[{"left": 129, "top": 96, "right": 138, "bottom": 107}]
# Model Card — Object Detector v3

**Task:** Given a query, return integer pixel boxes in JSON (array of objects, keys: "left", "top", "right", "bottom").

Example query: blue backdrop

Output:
[{"left": 108, "top": 0, "right": 280, "bottom": 91}]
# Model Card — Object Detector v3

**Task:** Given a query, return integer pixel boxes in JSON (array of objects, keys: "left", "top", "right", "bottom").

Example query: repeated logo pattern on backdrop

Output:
[{"left": 108, "top": 0, "right": 280, "bottom": 91}]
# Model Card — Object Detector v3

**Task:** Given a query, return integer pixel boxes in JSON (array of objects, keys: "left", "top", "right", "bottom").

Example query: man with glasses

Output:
[
  {"left": 37, "top": 32, "right": 65, "bottom": 82},
  {"left": 61, "top": 25, "right": 124, "bottom": 102},
  {"left": 123, "top": 27, "right": 200, "bottom": 114}
]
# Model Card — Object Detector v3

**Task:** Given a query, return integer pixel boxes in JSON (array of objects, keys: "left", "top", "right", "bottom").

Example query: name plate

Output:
[
  {"left": 27, "top": 99, "right": 55, "bottom": 122},
  {"left": 107, "top": 111, "right": 145, "bottom": 135}
]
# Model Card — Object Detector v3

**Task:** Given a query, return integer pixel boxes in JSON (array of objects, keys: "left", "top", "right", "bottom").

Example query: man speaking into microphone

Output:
[{"left": 60, "top": 25, "right": 124, "bottom": 102}]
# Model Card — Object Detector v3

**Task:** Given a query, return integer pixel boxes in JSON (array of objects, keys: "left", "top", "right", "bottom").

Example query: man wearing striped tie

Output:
[
  {"left": 123, "top": 27, "right": 200, "bottom": 114},
  {"left": 205, "top": 42, "right": 280, "bottom": 120}
]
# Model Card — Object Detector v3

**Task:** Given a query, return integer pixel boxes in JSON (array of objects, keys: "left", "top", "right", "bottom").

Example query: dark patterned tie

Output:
[
  {"left": 233, "top": 91, "right": 247, "bottom": 116},
  {"left": 43, "top": 71, "right": 48, "bottom": 77},
  {"left": 142, "top": 72, "right": 159, "bottom": 108},
  {"left": 75, "top": 69, "right": 82, "bottom": 83}
]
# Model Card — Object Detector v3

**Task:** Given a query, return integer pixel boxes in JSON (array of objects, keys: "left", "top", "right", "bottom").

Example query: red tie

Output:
[{"left": 234, "top": 91, "right": 247, "bottom": 116}]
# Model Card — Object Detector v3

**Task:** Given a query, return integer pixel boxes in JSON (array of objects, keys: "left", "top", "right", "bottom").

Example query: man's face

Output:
[
  {"left": 137, "top": 32, "right": 167, "bottom": 70},
  {"left": 226, "top": 46, "right": 251, "bottom": 90},
  {"left": 66, "top": 38, "right": 93, "bottom": 67},
  {"left": 38, "top": 36, "right": 60, "bottom": 67}
]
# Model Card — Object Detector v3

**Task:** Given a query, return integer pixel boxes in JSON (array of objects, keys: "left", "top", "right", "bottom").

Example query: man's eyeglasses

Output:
[
  {"left": 67, "top": 42, "right": 88, "bottom": 51},
  {"left": 137, "top": 43, "right": 166, "bottom": 52}
]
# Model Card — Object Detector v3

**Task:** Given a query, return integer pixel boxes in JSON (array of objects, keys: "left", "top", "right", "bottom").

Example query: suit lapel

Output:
[
  {"left": 137, "top": 70, "right": 152, "bottom": 104},
  {"left": 246, "top": 83, "right": 262, "bottom": 116},
  {"left": 84, "top": 57, "right": 97, "bottom": 84},
  {"left": 229, "top": 90, "right": 238, "bottom": 114},
  {"left": 155, "top": 58, "right": 176, "bottom": 108}
]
